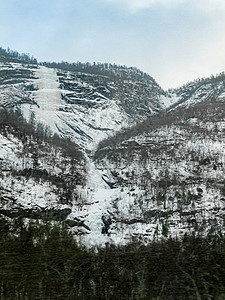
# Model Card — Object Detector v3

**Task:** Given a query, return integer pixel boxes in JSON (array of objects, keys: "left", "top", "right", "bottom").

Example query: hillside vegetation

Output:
[{"left": 0, "top": 219, "right": 225, "bottom": 299}]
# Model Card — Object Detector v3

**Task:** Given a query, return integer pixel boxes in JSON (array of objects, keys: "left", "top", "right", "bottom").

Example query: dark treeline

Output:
[
  {"left": 1, "top": 46, "right": 224, "bottom": 92},
  {"left": 41, "top": 60, "right": 158, "bottom": 85},
  {"left": 0, "top": 218, "right": 225, "bottom": 299},
  {"left": 167, "top": 71, "right": 225, "bottom": 94},
  {"left": 0, "top": 46, "right": 158, "bottom": 85},
  {"left": 0, "top": 47, "right": 38, "bottom": 64}
]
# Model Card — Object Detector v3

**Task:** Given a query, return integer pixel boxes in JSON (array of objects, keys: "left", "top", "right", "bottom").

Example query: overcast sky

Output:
[{"left": 0, "top": 0, "right": 225, "bottom": 89}]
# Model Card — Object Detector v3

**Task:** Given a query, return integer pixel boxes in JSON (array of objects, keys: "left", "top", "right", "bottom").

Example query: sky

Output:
[{"left": 0, "top": 0, "right": 225, "bottom": 89}]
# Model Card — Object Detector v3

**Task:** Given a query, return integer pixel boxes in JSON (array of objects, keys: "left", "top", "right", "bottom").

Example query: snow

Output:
[
  {"left": 2, "top": 61, "right": 225, "bottom": 246},
  {"left": 15, "top": 65, "right": 134, "bottom": 151},
  {"left": 20, "top": 66, "right": 63, "bottom": 133},
  {"left": 0, "top": 131, "right": 77, "bottom": 215},
  {"left": 88, "top": 118, "right": 225, "bottom": 245},
  {"left": 160, "top": 93, "right": 180, "bottom": 109},
  {"left": 68, "top": 160, "right": 119, "bottom": 247}
]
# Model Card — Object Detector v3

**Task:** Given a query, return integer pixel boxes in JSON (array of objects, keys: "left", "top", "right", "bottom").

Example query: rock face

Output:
[
  {"left": 101, "top": 214, "right": 113, "bottom": 234},
  {"left": 0, "top": 59, "right": 166, "bottom": 152},
  {"left": 1, "top": 48, "right": 225, "bottom": 246}
]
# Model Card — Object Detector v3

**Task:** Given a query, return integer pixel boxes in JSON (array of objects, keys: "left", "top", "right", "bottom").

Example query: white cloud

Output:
[
  {"left": 195, "top": 0, "right": 225, "bottom": 10},
  {"left": 104, "top": 0, "right": 225, "bottom": 14},
  {"left": 104, "top": 0, "right": 185, "bottom": 13}
]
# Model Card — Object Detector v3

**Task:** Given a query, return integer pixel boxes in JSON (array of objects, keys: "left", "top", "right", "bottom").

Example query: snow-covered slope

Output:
[
  {"left": 0, "top": 61, "right": 166, "bottom": 152},
  {"left": 0, "top": 114, "right": 87, "bottom": 232},
  {"left": 1, "top": 49, "right": 225, "bottom": 246},
  {"left": 0, "top": 57, "right": 167, "bottom": 246},
  {"left": 166, "top": 73, "right": 225, "bottom": 109},
  {"left": 93, "top": 99, "right": 225, "bottom": 244}
]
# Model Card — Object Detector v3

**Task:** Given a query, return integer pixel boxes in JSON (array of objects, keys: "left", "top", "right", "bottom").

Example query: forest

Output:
[{"left": 0, "top": 219, "right": 225, "bottom": 299}]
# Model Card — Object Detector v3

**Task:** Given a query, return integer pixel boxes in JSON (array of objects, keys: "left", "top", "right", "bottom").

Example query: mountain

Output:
[
  {"left": 0, "top": 48, "right": 168, "bottom": 152},
  {"left": 167, "top": 73, "right": 225, "bottom": 109},
  {"left": 1, "top": 46, "right": 225, "bottom": 246},
  {"left": 94, "top": 99, "right": 225, "bottom": 243}
]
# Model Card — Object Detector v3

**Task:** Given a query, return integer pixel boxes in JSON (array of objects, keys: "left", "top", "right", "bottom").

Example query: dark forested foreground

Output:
[{"left": 0, "top": 220, "right": 225, "bottom": 299}]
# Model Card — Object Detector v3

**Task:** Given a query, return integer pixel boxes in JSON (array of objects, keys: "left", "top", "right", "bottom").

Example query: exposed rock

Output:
[{"left": 101, "top": 214, "right": 112, "bottom": 234}]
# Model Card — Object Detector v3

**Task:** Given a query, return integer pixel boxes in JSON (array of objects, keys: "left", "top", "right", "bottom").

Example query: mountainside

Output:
[
  {"left": 94, "top": 99, "right": 225, "bottom": 243},
  {"left": 0, "top": 48, "right": 167, "bottom": 152},
  {"left": 1, "top": 47, "right": 225, "bottom": 246},
  {"left": 167, "top": 73, "right": 225, "bottom": 109},
  {"left": 0, "top": 110, "right": 88, "bottom": 231}
]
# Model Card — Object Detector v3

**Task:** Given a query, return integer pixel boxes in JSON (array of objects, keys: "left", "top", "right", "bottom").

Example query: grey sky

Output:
[{"left": 0, "top": 0, "right": 225, "bottom": 89}]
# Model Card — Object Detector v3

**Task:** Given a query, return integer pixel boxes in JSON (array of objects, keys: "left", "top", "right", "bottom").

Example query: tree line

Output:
[
  {"left": 0, "top": 218, "right": 225, "bottom": 299},
  {"left": 0, "top": 47, "right": 38, "bottom": 64},
  {"left": 41, "top": 60, "right": 158, "bottom": 85}
]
